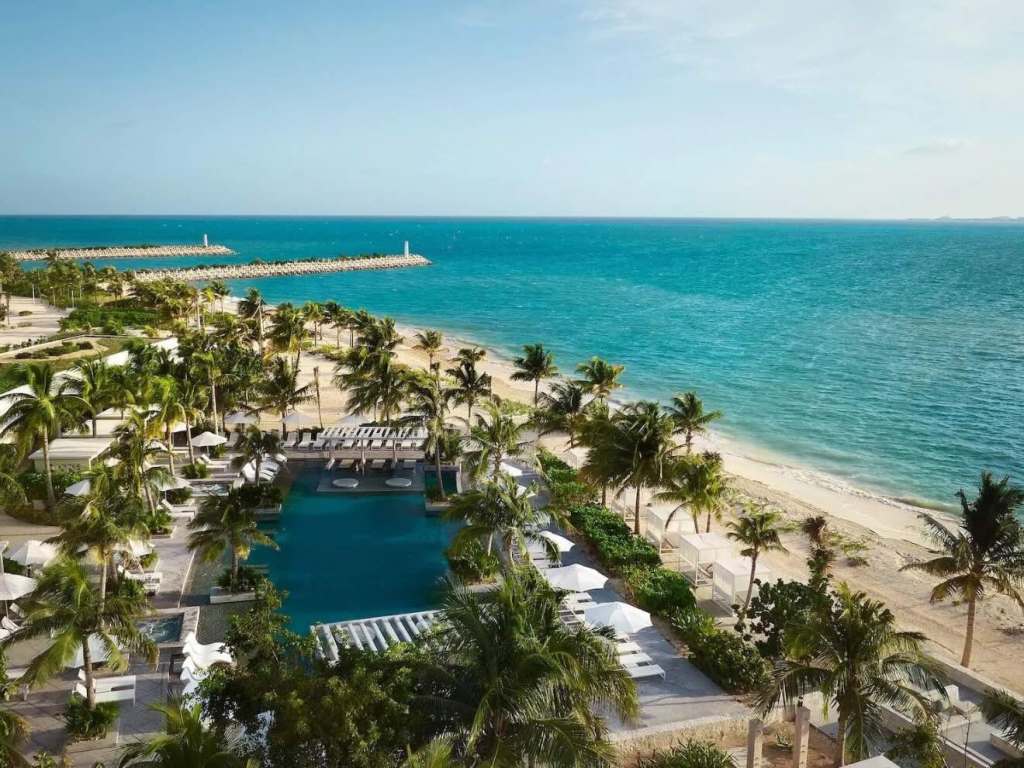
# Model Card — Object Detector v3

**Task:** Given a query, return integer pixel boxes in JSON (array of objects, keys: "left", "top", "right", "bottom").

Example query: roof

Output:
[{"left": 28, "top": 437, "right": 114, "bottom": 461}]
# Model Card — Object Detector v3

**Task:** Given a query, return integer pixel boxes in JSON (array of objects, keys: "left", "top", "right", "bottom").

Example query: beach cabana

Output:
[
  {"left": 644, "top": 504, "right": 691, "bottom": 551},
  {"left": 711, "top": 556, "right": 771, "bottom": 612},
  {"left": 677, "top": 532, "right": 734, "bottom": 586},
  {"left": 29, "top": 437, "right": 112, "bottom": 472}
]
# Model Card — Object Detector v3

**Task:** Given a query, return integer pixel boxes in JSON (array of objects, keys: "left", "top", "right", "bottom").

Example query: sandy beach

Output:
[{"left": 283, "top": 312, "right": 1024, "bottom": 694}]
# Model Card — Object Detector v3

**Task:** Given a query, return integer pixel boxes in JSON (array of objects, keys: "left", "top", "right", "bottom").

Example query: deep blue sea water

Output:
[{"left": 2, "top": 215, "right": 1022, "bottom": 510}]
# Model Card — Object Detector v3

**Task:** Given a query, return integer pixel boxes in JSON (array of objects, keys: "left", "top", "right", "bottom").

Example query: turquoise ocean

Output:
[{"left": 2, "top": 216, "right": 1021, "bottom": 512}]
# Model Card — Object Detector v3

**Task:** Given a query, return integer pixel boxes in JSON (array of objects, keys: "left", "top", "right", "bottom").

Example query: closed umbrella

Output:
[
  {"left": 543, "top": 564, "right": 607, "bottom": 592},
  {"left": 537, "top": 531, "right": 574, "bottom": 553},
  {"left": 64, "top": 478, "right": 92, "bottom": 497},
  {"left": 583, "top": 602, "right": 652, "bottom": 634},
  {"left": 9, "top": 540, "right": 58, "bottom": 569},
  {"left": 192, "top": 431, "right": 227, "bottom": 448}
]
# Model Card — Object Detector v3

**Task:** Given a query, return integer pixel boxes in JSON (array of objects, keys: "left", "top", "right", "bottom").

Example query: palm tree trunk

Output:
[
  {"left": 82, "top": 644, "right": 96, "bottom": 710},
  {"left": 533, "top": 379, "right": 539, "bottom": 407},
  {"left": 210, "top": 380, "right": 220, "bottom": 435},
  {"left": 41, "top": 430, "right": 56, "bottom": 509},
  {"left": 601, "top": 484, "right": 607, "bottom": 506},
  {"left": 742, "top": 553, "right": 758, "bottom": 615},
  {"left": 435, "top": 442, "right": 446, "bottom": 501},
  {"left": 634, "top": 486, "right": 641, "bottom": 534},
  {"left": 705, "top": 508, "right": 713, "bottom": 533},
  {"left": 834, "top": 711, "right": 847, "bottom": 767},
  {"left": 185, "top": 413, "right": 195, "bottom": 465},
  {"left": 91, "top": 415, "right": 98, "bottom": 437},
  {"left": 232, "top": 549, "right": 240, "bottom": 591},
  {"left": 98, "top": 554, "right": 108, "bottom": 614},
  {"left": 961, "top": 597, "right": 977, "bottom": 667},
  {"left": 165, "top": 426, "right": 175, "bottom": 475}
]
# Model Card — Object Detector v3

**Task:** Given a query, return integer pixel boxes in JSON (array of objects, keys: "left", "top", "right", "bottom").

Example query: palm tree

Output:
[
  {"left": 238, "top": 288, "right": 267, "bottom": 355},
  {"left": 340, "top": 356, "right": 412, "bottom": 425},
  {"left": 67, "top": 358, "right": 113, "bottom": 436},
  {"left": 653, "top": 452, "right": 728, "bottom": 534},
  {"left": 267, "top": 303, "right": 308, "bottom": 369},
  {"left": 668, "top": 392, "right": 722, "bottom": 453},
  {"left": 151, "top": 377, "right": 185, "bottom": 475},
  {"left": 727, "top": 505, "right": 789, "bottom": 614},
  {"left": 444, "top": 474, "right": 555, "bottom": 559},
  {"left": 758, "top": 585, "right": 935, "bottom": 767},
  {"left": 188, "top": 488, "right": 278, "bottom": 591},
  {"left": 177, "top": 378, "right": 208, "bottom": 466},
  {"left": 981, "top": 689, "right": 1024, "bottom": 764},
  {"left": 463, "top": 401, "right": 531, "bottom": 480},
  {"left": 0, "top": 709, "right": 29, "bottom": 768},
  {"left": 302, "top": 301, "right": 326, "bottom": 343},
  {"left": 511, "top": 343, "right": 558, "bottom": 406},
  {"left": 322, "top": 301, "right": 351, "bottom": 348},
  {"left": 454, "top": 346, "right": 486, "bottom": 365},
  {"left": 119, "top": 698, "right": 258, "bottom": 768},
  {"left": 110, "top": 409, "right": 172, "bottom": 515},
  {"left": 578, "top": 400, "right": 616, "bottom": 506},
  {"left": 536, "top": 380, "right": 588, "bottom": 448},
  {"left": 256, "top": 356, "right": 314, "bottom": 440},
  {"left": 901, "top": 471, "right": 1024, "bottom": 667},
  {"left": 651, "top": 457, "right": 698, "bottom": 538},
  {"left": 446, "top": 359, "right": 492, "bottom": 423},
  {"left": 401, "top": 372, "right": 454, "bottom": 501},
  {"left": 414, "top": 329, "right": 444, "bottom": 370},
  {"left": 208, "top": 279, "right": 230, "bottom": 313},
  {"left": 232, "top": 425, "right": 282, "bottom": 484},
  {"left": 0, "top": 445, "right": 27, "bottom": 508},
  {"left": 575, "top": 357, "right": 624, "bottom": 403},
  {"left": 605, "top": 401, "right": 676, "bottom": 534},
  {"left": 193, "top": 350, "right": 226, "bottom": 435},
  {"left": 16, "top": 557, "right": 156, "bottom": 710},
  {"left": 425, "top": 572, "right": 638, "bottom": 767},
  {"left": 0, "top": 362, "right": 86, "bottom": 508}
]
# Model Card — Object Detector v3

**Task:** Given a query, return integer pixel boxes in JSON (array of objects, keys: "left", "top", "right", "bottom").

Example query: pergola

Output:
[
  {"left": 677, "top": 532, "right": 734, "bottom": 586},
  {"left": 711, "top": 556, "right": 771, "bottom": 612}
]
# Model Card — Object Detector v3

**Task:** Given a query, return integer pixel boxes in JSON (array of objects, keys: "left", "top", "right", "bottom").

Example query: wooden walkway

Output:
[
  {"left": 132, "top": 254, "right": 431, "bottom": 282},
  {"left": 8, "top": 244, "right": 234, "bottom": 261}
]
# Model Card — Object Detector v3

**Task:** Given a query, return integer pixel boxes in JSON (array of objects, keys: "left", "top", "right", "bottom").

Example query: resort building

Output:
[{"left": 29, "top": 436, "right": 113, "bottom": 472}]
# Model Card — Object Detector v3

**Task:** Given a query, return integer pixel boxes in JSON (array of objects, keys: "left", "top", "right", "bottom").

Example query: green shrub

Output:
[
  {"left": 63, "top": 695, "right": 119, "bottom": 740},
  {"left": 446, "top": 540, "right": 500, "bottom": 584},
  {"left": 17, "top": 469, "right": 83, "bottom": 500},
  {"left": 569, "top": 505, "right": 661, "bottom": 572},
  {"left": 537, "top": 448, "right": 572, "bottom": 474},
  {"left": 637, "top": 739, "right": 737, "bottom": 768},
  {"left": 60, "top": 305, "right": 157, "bottom": 332},
  {"left": 672, "top": 610, "right": 770, "bottom": 694},
  {"left": 217, "top": 565, "right": 265, "bottom": 592},
  {"left": 2, "top": 557, "right": 27, "bottom": 576},
  {"left": 181, "top": 462, "right": 209, "bottom": 479},
  {"left": 741, "top": 579, "right": 817, "bottom": 659},
  {"left": 623, "top": 565, "right": 696, "bottom": 616},
  {"left": 165, "top": 487, "right": 192, "bottom": 505}
]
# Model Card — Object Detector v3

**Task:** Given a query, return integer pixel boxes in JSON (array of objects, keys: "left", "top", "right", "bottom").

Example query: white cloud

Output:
[{"left": 903, "top": 138, "right": 969, "bottom": 156}]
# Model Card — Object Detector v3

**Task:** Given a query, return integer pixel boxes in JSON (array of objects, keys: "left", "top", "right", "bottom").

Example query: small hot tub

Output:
[{"left": 137, "top": 613, "right": 185, "bottom": 644}]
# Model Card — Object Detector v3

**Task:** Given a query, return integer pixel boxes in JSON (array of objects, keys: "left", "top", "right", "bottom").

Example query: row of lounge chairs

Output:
[
  {"left": 179, "top": 631, "right": 234, "bottom": 698},
  {"left": 290, "top": 425, "right": 428, "bottom": 452},
  {"left": 324, "top": 457, "right": 417, "bottom": 472}
]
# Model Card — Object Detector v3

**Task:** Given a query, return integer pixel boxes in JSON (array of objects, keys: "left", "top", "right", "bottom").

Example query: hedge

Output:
[
  {"left": 672, "top": 610, "right": 771, "bottom": 694},
  {"left": 622, "top": 565, "right": 696, "bottom": 615},
  {"left": 569, "top": 505, "right": 662, "bottom": 571}
]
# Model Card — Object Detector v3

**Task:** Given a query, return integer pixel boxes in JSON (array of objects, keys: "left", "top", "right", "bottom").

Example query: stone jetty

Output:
[
  {"left": 8, "top": 244, "right": 235, "bottom": 261},
  {"left": 132, "top": 253, "right": 430, "bottom": 283}
]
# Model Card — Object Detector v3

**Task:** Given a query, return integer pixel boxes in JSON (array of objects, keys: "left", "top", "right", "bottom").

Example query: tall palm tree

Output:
[
  {"left": 425, "top": 572, "right": 638, "bottom": 767},
  {"left": 177, "top": 378, "right": 208, "bottom": 466},
  {"left": 151, "top": 377, "right": 185, "bottom": 475},
  {"left": 727, "top": 505, "right": 789, "bottom": 614},
  {"left": 341, "top": 356, "right": 411, "bottom": 425},
  {"left": 401, "top": 372, "right": 454, "bottom": 501},
  {"left": 536, "top": 380, "right": 588, "bottom": 448},
  {"left": 414, "top": 329, "right": 444, "bottom": 370},
  {"left": 188, "top": 488, "right": 278, "bottom": 591},
  {"left": 901, "top": 471, "right": 1024, "bottom": 667},
  {"left": 110, "top": 409, "right": 172, "bottom": 514},
  {"left": 578, "top": 399, "right": 615, "bottom": 506},
  {"left": 981, "top": 689, "right": 1024, "bottom": 765},
  {"left": 66, "top": 358, "right": 113, "bottom": 436},
  {"left": 359, "top": 317, "right": 403, "bottom": 360},
  {"left": 267, "top": 302, "right": 308, "bottom": 369},
  {"left": 511, "top": 343, "right": 558, "bottom": 406},
  {"left": 463, "top": 401, "right": 531, "bottom": 480},
  {"left": 0, "top": 362, "right": 86, "bottom": 508},
  {"left": 237, "top": 287, "right": 267, "bottom": 355},
  {"left": 444, "top": 474, "right": 555, "bottom": 559},
  {"left": 193, "top": 349, "right": 226, "bottom": 435},
  {"left": 575, "top": 357, "right": 624, "bottom": 403},
  {"left": 322, "top": 301, "right": 351, "bottom": 348},
  {"left": 758, "top": 585, "right": 935, "bottom": 767},
  {"left": 0, "top": 709, "right": 30, "bottom": 768},
  {"left": 668, "top": 392, "right": 722, "bottom": 453},
  {"left": 651, "top": 457, "right": 698, "bottom": 537},
  {"left": 302, "top": 301, "right": 326, "bottom": 343},
  {"left": 653, "top": 452, "right": 728, "bottom": 534},
  {"left": 16, "top": 557, "right": 156, "bottom": 710},
  {"left": 119, "top": 698, "right": 258, "bottom": 768},
  {"left": 208, "top": 279, "right": 230, "bottom": 313},
  {"left": 605, "top": 401, "right": 676, "bottom": 534},
  {"left": 446, "top": 359, "right": 492, "bottom": 423},
  {"left": 454, "top": 346, "right": 486, "bottom": 365},
  {"left": 256, "top": 356, "right": 314, "bottom": 440}
]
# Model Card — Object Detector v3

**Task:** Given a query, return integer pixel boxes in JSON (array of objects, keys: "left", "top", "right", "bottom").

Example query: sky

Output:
[{"left": 1, "top": 1, "right": 1022, "bottom": 218}]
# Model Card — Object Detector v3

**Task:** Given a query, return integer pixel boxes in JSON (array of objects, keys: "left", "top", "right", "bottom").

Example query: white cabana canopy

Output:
[
  {"left": 645, "top": 504, "right": 691, "bottom": 549},
  {"left": 0, "top": 573, "right": 37, "bottom": 601},
  {"left": 225, "top": 411, "right": 257, "bottom": 426},
  {"left": 543, "top": 564, "right": 607, "bottom": 592},
  {"left": 537, "top": 530, "right": 574, "bottom": 553},
  {"left": 64, "top": 478, "right": 92, "bottom": 497},
  {"left": 499, "top": 461, "right": 523, "bottom": 477},
  {"left": 583, "top": 602, "right": 652, "bottom": 634},
  {"left": 192, "top": 431, "right": 228, "bottom": 447},
  {"left": 711, "top": 556, "right": 770, "bottom": 610},
  {"left": 678, "top": 532, "right": 734, "bottom": 585},
  {"left": 9, "top": 540, "right": 58, "bottom": 569}
]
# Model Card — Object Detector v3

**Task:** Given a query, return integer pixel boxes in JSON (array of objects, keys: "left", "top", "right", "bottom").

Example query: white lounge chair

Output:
[
  {"left": 325, "top": 458, "right": 336, "bottom": 470},
  {"left": 296, "top": 432, "right": 314, "bottom": 450},
  {"left": 1, "top": 616, "right": 20, "bottom": 633},
  {"left": 123, "top": 570, "right": 163, "bottom": 595},
  {"left": 226, "top": 431, "right": 241, "bottom": 448},
  {"left": 183, "top": 632, "right": 234, "bottom": 668},
  {"left": 625, "top": 663, "right": 665, "bottom": 680},
  {"left": 618, "top": 652, "right": 655, "bottom": 667}
]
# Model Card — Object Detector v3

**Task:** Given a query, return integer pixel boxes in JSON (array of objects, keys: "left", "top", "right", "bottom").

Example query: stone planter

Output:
[
  {"left": 64, "top": 719, "right": 120, "bottom": 755},
  {"left": 210, "top": 587, "right": 256, "bottom": 604},
  {"left": 424, "top": 500, "right": 452, "bottom": 516}
]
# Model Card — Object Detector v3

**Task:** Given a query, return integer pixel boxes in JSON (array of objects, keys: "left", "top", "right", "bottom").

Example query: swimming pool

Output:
[{"left": 250, "top": 467, "right": 461, "bottom": 631}]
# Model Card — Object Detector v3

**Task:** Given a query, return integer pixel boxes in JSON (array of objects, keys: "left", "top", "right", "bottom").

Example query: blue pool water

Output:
[
  {"left": 249, "top": 467, "right": 460, "bottom": 631},
  {"left": 1, "top": 216, "right": 1022, "bottom": 510}
]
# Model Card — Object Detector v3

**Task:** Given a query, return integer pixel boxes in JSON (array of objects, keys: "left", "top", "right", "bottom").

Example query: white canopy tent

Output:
[
  {"left": 711, "top": 556, "right": 771, "bottom": 612},
  {"left": 537, "top": 531, "right": 574, "bottom": 553},
  {"left": 644, "top": 504, "right": 692, "bottom": 550},
  {"left": 678, "top": 532, "right": 734, "bottom": 586},
  {"left": 64, "top": 478, "right": 92, "bottom": 497}
]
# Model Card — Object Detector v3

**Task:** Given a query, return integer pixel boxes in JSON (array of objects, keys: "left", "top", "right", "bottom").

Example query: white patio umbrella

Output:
[
  {"left": 543, "top": 564, "right": 608, "bottom": 592},
  {"left": 283, "top": 410, "right": 316, "bottom": 427},
  {"left": 116, "top": 539, "right": 153, "bottom": 558},
  {"left": 192, "top": 431, "right": 228, "bottom": 447},
  {"left": 499, "top": 461, "right": 524, "bottom": 477},
  {"left": 154, "top": 474, "right": 189, "bottom": 492},
  {"left": 9, "top": 540, "right": 58, "bottom": 569},
  {"left": 0, "top": 573, "right": 37, "bottom": 602},
  {"left": 583, "top": 602, "right": 652, "bottom": 634},
  {"left": 64, "top": 478, "right": 92, "bottom": 497},
  {"left": 224, "top": 410, "right": 257, "bottom": 426},
  {"left": 68, "top": 634, "right": 123, "bottom": 669},
  {"left": 537, "top": 530, "right": 574, "bottom": 553}
]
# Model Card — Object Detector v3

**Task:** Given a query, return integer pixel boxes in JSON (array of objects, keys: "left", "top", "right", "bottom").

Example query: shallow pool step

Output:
[{"left": 311, "top": 610, "right": 441, "bottom": 660}]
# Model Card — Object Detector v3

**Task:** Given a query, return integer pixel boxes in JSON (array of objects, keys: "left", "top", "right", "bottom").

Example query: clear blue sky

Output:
[{"left": 2, "top": 1, "right": 1022, "bottom": 217}]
